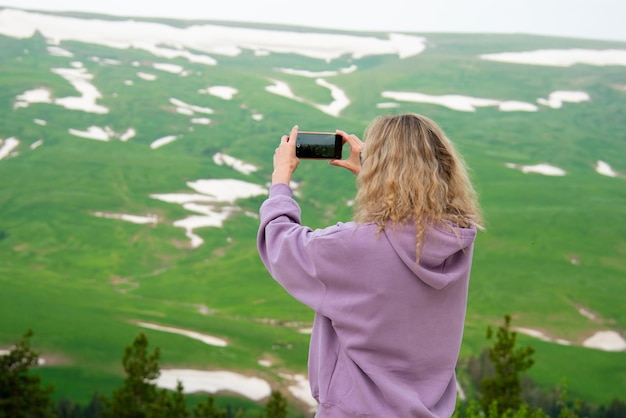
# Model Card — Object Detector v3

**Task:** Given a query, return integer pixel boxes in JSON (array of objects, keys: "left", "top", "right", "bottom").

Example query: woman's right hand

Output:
[
  {"left": 329, "top": 129, "right": 364, "bottom": 176},
  {"left": 272, "top": 125, "right": 300, "bottom": 185}
]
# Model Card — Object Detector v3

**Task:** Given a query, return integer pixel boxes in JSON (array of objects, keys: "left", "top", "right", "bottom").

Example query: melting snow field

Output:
[
  {"left": 382, "top": 91, "right": 537, "bottom": 112},
  {"left": 505, "top": 160, "right": 622, "bottom": 178},
  {"left": 480, "top": 49, "right": 626, "bottom": 67},
  {"left": 280, "top": 373, "right": 318, "bottom": 410},
  {"left": 151, "top": 178, "right": 267, "bottom": 248},
  {"left": 87, "top": 151, "right": 264, "bottom": 247},
  {"left": 515, "top": 328, "right": 626, "bottom": 352},
  {"left": 265, "top": 78, "right": 350, "bottom": 117},
  {"left": 156, "top": 368, "right": 319, "bottom": 409},
  {"left": 275, "top": 64, "right": 358, "bottom": 78},
  {"left": 381, "top": 90, "right": 590, "bottom": 112},
  {"left": 150, "top": 135, "right": 179, "bottom": 149},
  {"left": 505, "top": 163, "right": 566, "bottom": 176},
  {"left": 170, "top": 97, "right": 214, "bottom": 116},
  {"left": 6, "top": 10, "right": 624, "bottom": 123},
  {"left": 515, "top": 328, "right": 572, "bottom": 346},
  {"left": 136, "top": 322, "right": 228, "bottom": 347},
  {"left": 0, "top": 137, "right": 20, "bottom": 160},
  {"left": 582, "top": 331, "right": 626, "bottom": 351},
  {"left": 137, "top": 72, "right": 157, "bottom": 81},
  {"left": 0, "top": 9, "right": 426, "bottom": 63},
  {"left": 51, "top": 67, "right": 109, "bottom": 114},
  {"left": 155, "top": 370, "right": 271, "bottom": 401},
  {"left": 595, "top": 161, "right": 621, "bottom": 177},
  {"left": 14, "top": 65, "right": 109, "bottom": 114},
  {"left": 69, "top": 126, "right": 136, "bottom": 142},
  {"left": 200, "top": 86, "right": 238, "bottom": 100},
  {"left": 213, "top": 153, "right": 258, "bottom": 175},
  {"left": 94, "top": 212, "right": 157, "bottom": 224}
]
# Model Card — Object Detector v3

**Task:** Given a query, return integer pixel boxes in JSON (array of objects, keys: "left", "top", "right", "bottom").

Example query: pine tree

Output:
[
  {"left": 103, "top": 332, "right": 237, "bottom": 418},
  {"left": 104, "top": 332, "right": 163, "bottom": 418},
  {"left": 264, "top": 390, "right": 287, "bottom": 418},
  {"left": 190, "top": 395, "right": 227, "bottom": 418},
  {"left": 480, "top": 314, "right": 535, "bottom": 415},
  {"left": 0, "top": 329, "right": 55, "bottom": 418}
]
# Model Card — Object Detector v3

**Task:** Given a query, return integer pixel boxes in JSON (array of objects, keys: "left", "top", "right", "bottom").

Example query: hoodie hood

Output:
[{"left": 384, "top": 222, "right": 477, "bottom": 289}]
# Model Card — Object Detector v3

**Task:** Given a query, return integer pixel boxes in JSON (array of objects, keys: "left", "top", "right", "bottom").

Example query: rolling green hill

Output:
[{"left": 0, "top": 7, "right": 624, "bottom": 412}]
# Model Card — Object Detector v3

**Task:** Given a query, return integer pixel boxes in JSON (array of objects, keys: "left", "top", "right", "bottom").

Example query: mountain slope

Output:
[{"left": 0, "top": 7, "right": 625, "bottom": 409}]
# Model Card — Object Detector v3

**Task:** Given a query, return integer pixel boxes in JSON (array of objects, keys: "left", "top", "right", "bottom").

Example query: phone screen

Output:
[{"left": 295, "top": 132, "right": 342, "bottom": 159}]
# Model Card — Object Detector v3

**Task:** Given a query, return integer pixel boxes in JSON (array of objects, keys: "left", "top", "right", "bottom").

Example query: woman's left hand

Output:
[
  {"left": 329, "top": 129, "right": 364, "bottom": 175},
  {"left": 272, "top": 125, "right": 300, "bottom": 185}
]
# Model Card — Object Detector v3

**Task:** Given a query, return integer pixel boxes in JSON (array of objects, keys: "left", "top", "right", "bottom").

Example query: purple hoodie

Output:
[{"left": 257, "top": 184, "right": 477, "bottom": 417}]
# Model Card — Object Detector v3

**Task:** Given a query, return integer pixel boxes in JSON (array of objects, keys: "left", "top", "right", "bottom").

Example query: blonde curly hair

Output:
[{"left": 354, "top": 113, "right": 484, "bottom": 258}]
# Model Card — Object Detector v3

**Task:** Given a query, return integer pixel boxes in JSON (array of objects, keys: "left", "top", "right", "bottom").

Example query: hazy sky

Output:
[{"left": 1, "top": 0, "right": 626, "bottom": 42}]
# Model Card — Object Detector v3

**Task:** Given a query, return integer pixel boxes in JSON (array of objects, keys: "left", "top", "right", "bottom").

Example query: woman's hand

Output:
[
  {"left": 272, "top": 125, "right": 300, "bottom": 185},
  {"left": 329, "top": 129, "right": 364, "bottom": 175}
]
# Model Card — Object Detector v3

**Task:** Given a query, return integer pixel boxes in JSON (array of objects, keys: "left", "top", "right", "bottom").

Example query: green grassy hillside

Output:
[{"left": 0, "top": 9, "right": 624, "bottom": 411}]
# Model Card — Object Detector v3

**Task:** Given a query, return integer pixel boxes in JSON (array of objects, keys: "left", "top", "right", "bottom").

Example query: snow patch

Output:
[
  {"left": 119, "top": 128, "right": 136, "bottom": 142},
  {"left": 275, "top": 64, "right": 357, "bottom": 78},
  {"left": 47, "top": 45, "right": 73, "bottom": 57},
  {"left": 187, "top": 179, "right": 266, "bottom": 203},
  {"left": 69, "top": 126, "right": 110, "bottom": 141},
  {"left": 381, "top": 91, "right": 538, "bottom": 112},
  {"left": 170, "top": 97, "right": 214, "bottom": 115},
  {"left": 314, "top": 78, "right": 350, "bottom": 117},
  {"left": 191, "top": 117, "right": 211, "bottom": 125},
  {"left": 153, "top": 62, "right": 185, "bottom": 74},
  {"left": 14, "top": 66, "right": 108, "bottom": 114},
  {"left": 155, "top": 370, "right": 271, "bottom": 401},
  {"left": 136, "top": 322, "right": 227, "bottom": 347},
  {"left": 199, "top": 86, "right": 238, "bottom": 100},
  {"left": 578, "top": 308, "right": 597, "bottom": 321},
  {"left": 582, "top": 331, "right": 626, "bottom": 352},
  {"left": 480, "top": 49, "right": 626, "bottom": 67},
  {"left": 89, "top": 56, "right": 121, "bottom": 65},
  {"left": 68, "top": 126, "right": 136, "bottom": 142},
  {"left": 505, "top": 162, "right": 566, "bottom": 176},
  {"left": 137, "top": 72, "right": 157, "bottom": 81},
  {"left": 51, "top": 67, "right": 109, "bottom": 114},
  {"left": 594, "top": 161, "right": 618, "bottom": 177},
  {"left": 151, "top": 178, "right": 267, "bottom": 248},
  {"left": 280, "top": 373, "right": 317, "bottom": 411},
  {"left": 265, "top": 78, "right": 350, "bottom": 117},
  {"left": 0, "top": 137, "right": 20, "bottom": 160},
  {"left": 516, "top": 327, "right": 626, "bottom": 352},
  {"left": 537, "top": 91, "right": 590, "bottom": 108},
  {"left": 14, "top": 88, "right": 52, "bottom": 108},
  {"left": 515, "top": 327, "right": 571, "bottom": 346},
  {"left": 150, "top": 135, "right": 179, "bottom": 149},
  {"left": 94, "top": 212, "right": 157, "bottom": 225},
  {"left": 377, "top": 102, "right": 401, "bottom": 109},
  {"left": 213, "top": 153, "right": 258, "bottom": 175}
]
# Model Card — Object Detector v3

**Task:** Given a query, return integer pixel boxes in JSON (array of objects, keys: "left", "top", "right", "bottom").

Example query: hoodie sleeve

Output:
[{"left": 257, "top": 183, "right": 326, "bottom": 310}]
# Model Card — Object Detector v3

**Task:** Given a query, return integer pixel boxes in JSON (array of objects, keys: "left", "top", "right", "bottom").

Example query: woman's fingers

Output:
[
  {"left": 336, "top": 129, "right": 363, "bottom": 154},
  {"left": 288, "top": 125, "right": 298, "bottom": 144}
]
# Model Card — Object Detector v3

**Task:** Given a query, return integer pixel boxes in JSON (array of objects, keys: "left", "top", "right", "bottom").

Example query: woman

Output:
[{"left": 257, "top": 114, "right": 483, "bottom": 417}]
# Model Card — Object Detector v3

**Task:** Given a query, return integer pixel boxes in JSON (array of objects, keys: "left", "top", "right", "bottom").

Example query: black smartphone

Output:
[{"left": 295, "top": 132, "right": 342, "bottom": 159}]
